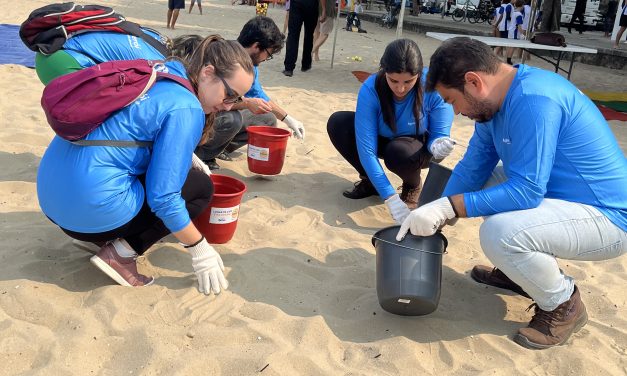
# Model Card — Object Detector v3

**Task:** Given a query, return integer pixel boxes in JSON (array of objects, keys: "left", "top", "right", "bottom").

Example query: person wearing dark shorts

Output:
[{"left": 167, "top": 0, "right": 185, "bottom": 29}]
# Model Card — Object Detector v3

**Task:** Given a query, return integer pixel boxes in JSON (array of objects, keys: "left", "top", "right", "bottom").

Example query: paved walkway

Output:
[{"left": 351, "top": 9, "right": 627, "bottom": 70}]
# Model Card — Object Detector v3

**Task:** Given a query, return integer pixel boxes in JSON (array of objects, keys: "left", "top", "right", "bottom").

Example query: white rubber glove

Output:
[
  {"left": 385, "top": 194, "right": 411, "bottom": 225},
  {"left": 396, "top": 197, "right": 456, "bottom": 240},
  {"left": 191, "top": 153, "right": 211, "bottom": 176},
  {"left": 283, "top": 115, "right": 305, "bottom": 140},
  {"left": 186, "top": 237, "right": 228, "bottom": 295},
  {"left": 429, "top": 137, "right": 456, "bottom": 159}
]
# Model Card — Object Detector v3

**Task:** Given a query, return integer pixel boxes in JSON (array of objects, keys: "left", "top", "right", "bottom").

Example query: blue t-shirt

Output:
[
  {"left": 244, "top": 66, "right": 270, "bottom": 101},
  {"left": 443, "top": 64, "right": 627, "bottom": 231},
  {"left": 355, "top": 68, "right": 454, "bottom": 199},
  {"left": 37, "top": 61, "right": 206, "bottom": 233},
  {"left": 63, "top": 29, "right": 165, "bottom": 68}
]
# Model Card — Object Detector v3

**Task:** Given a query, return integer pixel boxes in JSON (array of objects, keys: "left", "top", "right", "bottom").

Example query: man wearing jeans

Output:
[{"left": 397, "top": 37, "right": 627, "bottom": 349}]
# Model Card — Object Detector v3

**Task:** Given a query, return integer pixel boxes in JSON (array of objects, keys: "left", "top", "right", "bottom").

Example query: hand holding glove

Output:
[
  {"left": 186, "top": 237, "right": 228, "bottom": 295},
  {"left": 429, "top": 137, "right": 456, "bottom": 160},
  {"left": 396, "top": 197, "right": 457, "bottom": 240},
  {"left": 385, "top": 194, "right": 411, "bottom": 225},
  {"left": 191, "top": 153, "right": 212, "bottom": 176},
  {"left": 283, "top": 115, "right": 306, "bottom": 140}
]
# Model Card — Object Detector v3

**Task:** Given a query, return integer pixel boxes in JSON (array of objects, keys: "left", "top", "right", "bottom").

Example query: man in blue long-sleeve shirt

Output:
[{"left": 397, "top": 37, "right": 626, "bottom": 349}]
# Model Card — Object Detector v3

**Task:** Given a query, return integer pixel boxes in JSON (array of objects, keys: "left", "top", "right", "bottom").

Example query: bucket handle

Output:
[{"left": 372, "top": 235, "right": 448, "bottom": 255}]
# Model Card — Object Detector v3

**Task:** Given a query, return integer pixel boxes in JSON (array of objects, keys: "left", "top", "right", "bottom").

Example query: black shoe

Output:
[
  {"left": 301, "top": 66, "right": 311, "bottom": 72},
  {"left": 343, "top": 178, "right": 377, "bottom": 199},
  {"left": 207, "top": 159, "right": 220, "bottom": 170},
  {"left": 282, "top": 69, "right": 293, "bottom": 77},
  {"left": 216, "top": 151, "right": 233, "bottom": 161},
  {"left": 568, "top": 27, "right": 572, "bottom": 33}
]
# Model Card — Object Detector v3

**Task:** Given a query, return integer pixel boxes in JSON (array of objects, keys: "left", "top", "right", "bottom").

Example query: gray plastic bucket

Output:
[
  {"left": 371, "top": 226, "right": 448, "bottom": 316},
  {"left": 418, "top": 161, "right": 453, "bottom": 207}
]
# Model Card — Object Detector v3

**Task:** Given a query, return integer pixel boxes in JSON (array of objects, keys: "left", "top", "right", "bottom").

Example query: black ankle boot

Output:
[{"left": 343, "top": 178, "right": 377, "bottom": 199}]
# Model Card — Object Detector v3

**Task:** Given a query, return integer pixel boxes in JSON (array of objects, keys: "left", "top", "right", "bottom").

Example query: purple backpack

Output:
[{"left": 41, "top": 59, "right": 195, "bottom": 147}]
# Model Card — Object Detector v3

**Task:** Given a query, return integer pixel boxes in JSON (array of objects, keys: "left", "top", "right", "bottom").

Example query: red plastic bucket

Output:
[
  {"left": 247, "top": 126, "right": 291, "bottom": 175},
  {"left": 193, "top": 174, "right": 246, "bottom": 244}
]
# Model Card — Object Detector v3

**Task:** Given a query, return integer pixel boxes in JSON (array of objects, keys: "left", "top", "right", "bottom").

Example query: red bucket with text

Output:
[
  {"left": 247, "top": 126, "right": 291, "bottom": 175},
  {"left": 193, "top": 174, "right": 246, "bottom": 244}
]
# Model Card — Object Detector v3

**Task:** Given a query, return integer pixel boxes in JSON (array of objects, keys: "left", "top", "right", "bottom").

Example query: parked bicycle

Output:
[
  {"left": 469, "top": 0, "right": 495, "bottom": 24},
  {"left": 451, "top": 0, "right": 478, "bottom": 23}
]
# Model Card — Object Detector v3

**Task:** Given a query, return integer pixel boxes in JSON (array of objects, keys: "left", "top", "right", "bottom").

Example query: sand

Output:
[{"left": 0, "top": 1, "right": 625, "bottom": 375}]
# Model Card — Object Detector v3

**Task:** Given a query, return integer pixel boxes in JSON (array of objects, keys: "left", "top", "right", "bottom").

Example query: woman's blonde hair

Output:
[{"left": 184, "top": 35, "right": 254, "bottom": 145}]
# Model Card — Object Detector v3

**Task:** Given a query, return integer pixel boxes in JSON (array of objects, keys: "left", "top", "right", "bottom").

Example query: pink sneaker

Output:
[{"left": 90, "top": 243, "right": 154, "bottom": 287}]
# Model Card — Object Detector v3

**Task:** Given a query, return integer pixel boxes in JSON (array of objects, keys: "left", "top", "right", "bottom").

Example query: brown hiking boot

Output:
[
  {"left": 90, "top": 243, "right": 154, "bottom": 287},
  {"left": 471, "top": 265, "right": 531, "bottom": 299},
  {"left": 400, "top": 182, "right": 422, "bottom": 209},
  {"left": 343, "top": 177, "right": 377, "bottom": 199},
  {"left": 514, "top": 286, "right": 588, "bottom": 349}
]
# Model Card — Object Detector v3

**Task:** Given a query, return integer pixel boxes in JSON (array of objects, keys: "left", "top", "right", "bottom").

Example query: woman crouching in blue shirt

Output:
[
  {"left": 37, "top": 36, "right": 254, "bottom": 295},
  {"left": 327, "top": 39, "right": 455, "bottom": 224}
]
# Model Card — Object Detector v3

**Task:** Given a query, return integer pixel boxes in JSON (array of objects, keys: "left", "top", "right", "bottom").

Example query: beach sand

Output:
[{"left": 0, "top": 1, "right": 625, "bottom": 374}]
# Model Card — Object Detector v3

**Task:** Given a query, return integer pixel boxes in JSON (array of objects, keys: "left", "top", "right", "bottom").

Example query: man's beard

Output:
[
  {"left": 463, "top": 92, "right": 498, "bottom": 123},
  {"left": 250, "top": 52, "right": 262, "bottom": 66}
]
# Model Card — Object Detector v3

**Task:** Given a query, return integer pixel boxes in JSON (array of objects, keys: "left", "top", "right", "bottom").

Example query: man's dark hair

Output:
[
  {"left": 237, "top": 16, "right": 285, "bottom": 54},
  {"left": 375, "top": 38, "right": 423, "bottom": 132},
  {"left": 426, "top": 37, "right": 501, "bottom": 92}
]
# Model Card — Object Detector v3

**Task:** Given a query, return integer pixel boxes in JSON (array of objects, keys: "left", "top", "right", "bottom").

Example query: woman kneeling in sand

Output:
[
  {"left": 327, "top": 39, "right": 455, "bottom": 224},
  {"left": 37, "top": 36, "right": 253, "bottom": 295}
]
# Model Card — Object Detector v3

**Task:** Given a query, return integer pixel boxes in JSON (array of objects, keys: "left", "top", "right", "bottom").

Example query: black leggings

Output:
[
  {"left": 60, "top": 169, "right": 213, "bottom": 255},
  {"left": 327, "top": 111, "right": 432, "bottom": 188}
]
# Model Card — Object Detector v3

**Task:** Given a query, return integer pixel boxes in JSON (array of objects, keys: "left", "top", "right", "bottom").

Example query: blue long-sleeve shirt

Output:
[
  {"left": 443, "top": 64, "right": 627, "bottom": 231},
  {"left": 37, "top": 61, "right": 205, "bottom": 233},
  {"left": 355, "top": 69, "right": 454, "bottom": 199},
  {"left": 63, "top": 29, "right": 165, "bottom": 67}
]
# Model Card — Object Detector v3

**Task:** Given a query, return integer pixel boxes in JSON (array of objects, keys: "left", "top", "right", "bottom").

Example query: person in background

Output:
[
  {"left": 504, "top": 0, "right": 524, "bottom": 65},
  {"left": 327, "top": 39, "right": 454, "bottom": 224},
  {"left": 195, "top": 16, "right": 306, "bottom": 169},
  {"left": 312, "top": 0, "right": 336, "bottom": 61},
  {"left": 567, "top": 0, "right": 587, "bottom": 34},
  {"left": 282, "top": 0, "right": 319, "bottom": 76},
  {"left": 38, "top": 36, "right": 255, "bottom": 295},
  {"left": 604, "top": 0, "right": 618, "bottom": 38},
  {"left": 613, "top": 0, "right": 627, "bottom": 48},
  {"left": 167, "top": 0, "right": 185, "bottom": 29},
  {"left": 493, "top": 0, "right": 513, "bottom": 57},
  {"left": 400, "top": 37, "right": 627, "bottom": 349},
  {"left": 189, "top": 0, "right": 203, "bottom": 14}
]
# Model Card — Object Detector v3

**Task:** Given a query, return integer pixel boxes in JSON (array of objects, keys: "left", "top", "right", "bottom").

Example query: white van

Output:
[{"left": 560, "top": 0, "right": 602, "bottom": 29}]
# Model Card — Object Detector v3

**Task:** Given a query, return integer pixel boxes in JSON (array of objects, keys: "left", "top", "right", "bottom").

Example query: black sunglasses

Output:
[
  {"left": 217, "top": 75, "right": 243, "bottom": 104},
  {"left": 264, "top": 48, "right": 274, "bottom": 61}
]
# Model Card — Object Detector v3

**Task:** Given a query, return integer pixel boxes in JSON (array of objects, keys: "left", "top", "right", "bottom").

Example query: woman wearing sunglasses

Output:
[
  {"left": 37, "top": 36, "right": 254, "bottom": 296},
  {"left": 327, "top": 38, "right": 455, "bottom": 224}
]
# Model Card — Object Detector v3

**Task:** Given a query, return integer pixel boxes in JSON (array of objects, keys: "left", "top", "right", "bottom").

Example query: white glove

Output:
[
  {"left": 186, "top": 237, "right": 228, "bottom": 295},
  {"left": 396, "top": 197, "right": 456, "bottom": 240},
  {"left": 283, "top": 115, "right": 305, "bottom": 140},
  {"left": 429, "top": 137, "right": 456, "bottom": 160},
  {"left": 385, "top": 194, "right": 411, "bottom": 225},
  {"left": 191, "top": 153, "right": 211, "bottom": 176}
]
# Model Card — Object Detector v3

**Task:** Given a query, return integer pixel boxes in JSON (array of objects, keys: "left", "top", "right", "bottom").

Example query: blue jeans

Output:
[{"left": 478, "top": 167, "right": 627, "bottom": 310}]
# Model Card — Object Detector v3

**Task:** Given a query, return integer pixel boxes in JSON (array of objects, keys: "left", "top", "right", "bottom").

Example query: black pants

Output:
[
  {"left": 568, "top": 9, "right": 585, "bottom": 32},
  {"left": 60, "top": 169, "right": 213, "bottom": 255},
  {"left": 195, "top": 111, "right": 243, "bottom": 161},
  {"left": 327, "top": 111, "right": 432, "bottom": 188},
  {"left": 284, "top": 0, "right": 319, "bottom": 71}
]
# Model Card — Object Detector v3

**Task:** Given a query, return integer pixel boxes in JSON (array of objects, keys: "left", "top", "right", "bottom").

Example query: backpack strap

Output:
[
  {"left": 157, "top": 71, "right": 195, "bottom": 93},
  {"left": 118, "top": 21, "right": 170, "bottom": 57}
]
